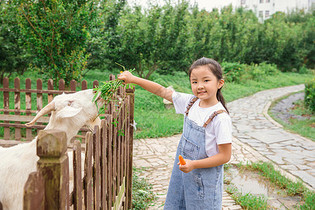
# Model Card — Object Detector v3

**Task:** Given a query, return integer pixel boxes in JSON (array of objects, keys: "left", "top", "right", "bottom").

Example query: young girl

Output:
[{"left": 118, "top": 57, "right": 232, "bottom": 209}]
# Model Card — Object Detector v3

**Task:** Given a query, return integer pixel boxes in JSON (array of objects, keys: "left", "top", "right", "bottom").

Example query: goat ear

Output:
[{"left": 56, "top": 106, "right": 82, "bottom": 119}]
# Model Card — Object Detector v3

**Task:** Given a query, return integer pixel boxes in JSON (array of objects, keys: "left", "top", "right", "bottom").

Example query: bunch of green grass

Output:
[{"left": 92, "top": 65, "right": 135, "bottom": 115}]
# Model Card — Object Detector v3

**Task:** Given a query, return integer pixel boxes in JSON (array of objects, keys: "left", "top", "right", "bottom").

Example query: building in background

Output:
[
  {"left": 238, "top": 0, "right": 315, "bottom": 20},
  {"left": 128, "top": 0, "right": 315, "bottom": 20}
]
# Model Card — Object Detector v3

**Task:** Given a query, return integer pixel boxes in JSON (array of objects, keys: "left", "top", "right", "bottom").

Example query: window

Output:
[
  {"left": 259, "top": 11, "right": 263, "bottom": 18},
  {"left": 266, "top": 0, "right": 270, "bottom": 2},
  {"left": 241, "top": 0, "right": 246, "bottom": 5},
  {"left": 260, "top": 0, "right": 264, "bottom": 3},
  {"left": 265, "top": 10, "right": 270, "bottom": 18}
]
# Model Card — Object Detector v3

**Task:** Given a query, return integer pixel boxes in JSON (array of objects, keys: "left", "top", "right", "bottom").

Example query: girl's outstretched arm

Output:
[{"left": 118, "top": 71, "right": 174, "bottom": 102}]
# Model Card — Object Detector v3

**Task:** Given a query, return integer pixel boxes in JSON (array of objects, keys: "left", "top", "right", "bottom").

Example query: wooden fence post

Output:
[
  {"left": 126, "top": 87, "right": 135, "bottom": 209},
  {"left": 23, "top": 172, "right": 45, "bottom": 210},
  {"left": 36, "top": 129, "right": 69, "bottom": 210}
]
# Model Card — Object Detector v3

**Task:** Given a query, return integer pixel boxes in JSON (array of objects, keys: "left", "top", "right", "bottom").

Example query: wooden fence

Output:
[
  {"left": 1, "top": 77, "right": 135, "bottom": 209},
  {"left": 0, "top": 77, "right": 101, "bottom": 145}
]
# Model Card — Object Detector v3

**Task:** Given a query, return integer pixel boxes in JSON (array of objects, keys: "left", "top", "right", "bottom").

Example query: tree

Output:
[
  {"left": 17, "top": 0, "right": 98, "bottom": 86},
  {"left": 0, "top": 1, "right": 29, "bottom": 83}
]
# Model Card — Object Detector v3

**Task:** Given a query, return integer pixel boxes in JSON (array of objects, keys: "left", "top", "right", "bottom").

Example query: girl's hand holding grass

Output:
[{"left": 118, "top": 71, "right": 135, "bottom": 84}]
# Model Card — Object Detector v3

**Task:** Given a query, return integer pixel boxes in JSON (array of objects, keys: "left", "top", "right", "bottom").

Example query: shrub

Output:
[
  {"left": 249, "top": 62, "right": 279, "bottom": 81},
  {"left": 222, "top": 62, "right": 279, "bottom": 83},
  {"left": 305, "top": 78, "right": 315, "bottom": 113},
  {"left": 221, "top": 62, "right": 246, "bottom": 82}
]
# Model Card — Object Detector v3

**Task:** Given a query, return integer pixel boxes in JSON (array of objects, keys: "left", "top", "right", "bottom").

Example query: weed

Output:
[
  {"left": 235, "top": 161, "right": 315, "bottom": 209},
  {"left": 226, "top": 184, "right": 268, "bottom": 209},
  {"left": 132, "top": 167, "right": 157, "bottom": 209}
]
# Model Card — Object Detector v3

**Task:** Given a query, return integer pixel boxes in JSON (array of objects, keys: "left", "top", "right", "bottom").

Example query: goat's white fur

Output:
[{"left": 0, "top": 89, "right": 102, "bottom": 210}]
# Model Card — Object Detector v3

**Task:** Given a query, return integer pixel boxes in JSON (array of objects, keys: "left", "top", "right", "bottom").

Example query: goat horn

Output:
[{"left": 25, "top": 102, "right": 55, "bottom": 127}]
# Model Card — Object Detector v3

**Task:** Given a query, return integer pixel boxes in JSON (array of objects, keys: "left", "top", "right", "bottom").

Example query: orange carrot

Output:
[{"left": 179, "top": 155, "right": 186, "bottom": 165}]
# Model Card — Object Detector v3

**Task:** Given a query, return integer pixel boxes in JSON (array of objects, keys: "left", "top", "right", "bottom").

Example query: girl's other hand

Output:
[
  {"left": 118, "top": 71, "right": 135, "bottom": 84},
  {"left": 178, "top": 159, "right": 195, "bottom": 173}
]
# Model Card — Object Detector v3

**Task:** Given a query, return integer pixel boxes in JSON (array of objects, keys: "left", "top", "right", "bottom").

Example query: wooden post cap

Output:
[{"left": 37, "top": 130, "right": 67, "bottom": 157}]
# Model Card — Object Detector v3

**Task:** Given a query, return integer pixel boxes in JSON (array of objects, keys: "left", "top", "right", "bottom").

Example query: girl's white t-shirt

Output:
[{"left": 172, "top": 91, "right": 232, "bottom": 157}]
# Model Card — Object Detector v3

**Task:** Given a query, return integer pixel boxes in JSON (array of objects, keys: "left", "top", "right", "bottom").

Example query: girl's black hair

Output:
[{"left": 188, "top": 57, "right": 229, "bottom": 113}]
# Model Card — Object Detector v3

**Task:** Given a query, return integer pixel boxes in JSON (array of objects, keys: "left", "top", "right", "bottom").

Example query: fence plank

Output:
[
  {"left": 47, "top": 79, "right": 54, "bottom": 103},
  {"left": 73, "top": 140, "right": 83, "bottom": 210},
  {"left": 81, "top": 80, "right": 87, "bottom": 90},
  {"left": 100, "top": 120, "right": 107, "bottom": 210},
  {"left": 112, "top": 111, "right": 117, "bottom": 202},
  {"left": 59, "top": 79, "right": 65, "bottom": 91},
  {"left": 23, "top": 172, "right": 45, "bottom": 210},
  {"left": 126, "top": 87, "right": 135, "bottom": 209},
  {"left": 36, "top": 79, "right": 44, "bottom": 131},
  {"left": 107, "top": 116, "right": 113, "bottom": 210},
  {"left": 93, "top": 125, "right": 101, "bottom": 210},
  {"left": 70, "top": 80, "right": 76, "bottom": 91},
  {"left": 14, "top": 78, "right": 21, "bottom": 140},
  {"left": 3, "top": 77, "right": 10, "bottom": 140},
  {"left": 93, "top": 80, "right": 99, "bottom": 89},
  {"left": 84, "top": 132, "right": 93, "bottom": 210},
  {"left": 36, "top": 79, "right": 43, "bottom": 111},
  {"left": 25, "top": 78, "right": 32, "bottom": 141}
]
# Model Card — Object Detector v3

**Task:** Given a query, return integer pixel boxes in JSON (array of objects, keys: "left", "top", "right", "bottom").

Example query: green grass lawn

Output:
[
  {"left": 1, "top": 70, "right": 312, "bottom": 139},
  {"left": 225, "top": 162, "right": 315, "bottom": 209},
  {"left": 132, "top": 71, "right": 312, "bottom": 139},
  {"left": 269, "top": 93, "right": 315, "bottom": 141}
]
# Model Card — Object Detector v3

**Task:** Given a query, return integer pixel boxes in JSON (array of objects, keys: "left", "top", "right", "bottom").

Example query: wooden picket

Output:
[{"left": 70, "top": 85, "right": 135, "bottom": 210}]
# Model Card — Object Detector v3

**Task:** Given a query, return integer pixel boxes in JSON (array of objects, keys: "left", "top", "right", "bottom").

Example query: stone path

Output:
[{"left": 133, "top": 84, "right": 314, "bottom": 209}]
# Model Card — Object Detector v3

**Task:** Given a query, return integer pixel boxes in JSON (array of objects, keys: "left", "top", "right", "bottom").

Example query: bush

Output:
[
  {"left": 305, "top": 78, "right": 315, "bottom": 113},
  {"left": 221, "top": 62, "right": 279, "bottom": 83},
  {"left": 249, "top": 62, "right": 279, "bottom": 81},
  {"left": 221, "top": 62, "right": 246, "bottom": 82}
]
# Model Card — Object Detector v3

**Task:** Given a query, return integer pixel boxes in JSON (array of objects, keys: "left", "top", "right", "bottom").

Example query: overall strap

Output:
[
  {"left": 203, "top": 110, "right": 228, "bottom": 128},
  {"left": 185, "top": 97, "right": 198, "bottom": 116}
]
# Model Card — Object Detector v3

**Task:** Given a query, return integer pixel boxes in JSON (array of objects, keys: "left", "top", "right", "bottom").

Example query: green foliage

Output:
[
  {"left": 247, "top": 162, "right": 305, "bottom": 196},
  {"left": 0, "top": 2, "right": 29, "bottom": 82},
  {"left": 226, "top": 185, "right": 268, "bottom": 210},
  {"left": 237, "top": 161, "right": 315, "bottom": 209},
  {"left": 305, "top": 78, "right": 315, "bottom": 113},
  {"left": 132, "top": 167, "right": 156, "bottom": 209},
  {"left": 16, "top": 0, "right": 98, "bottom": 86},
  {"left": 222, "top": 62, "right": 279, "bottom": 83},
  {"left": 269, "top": 95, "right": 315, "bottom": 141},
  {"left": 2, "top": 1, "right": 314, "bottom": 82},
  {"left": 221, "top": 62, "right": 246, "bottom": 82}
]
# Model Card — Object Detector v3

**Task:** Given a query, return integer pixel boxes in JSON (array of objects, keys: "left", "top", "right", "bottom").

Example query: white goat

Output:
[{"left": 0, "top": 89, "right": 103, "bottom": 210}]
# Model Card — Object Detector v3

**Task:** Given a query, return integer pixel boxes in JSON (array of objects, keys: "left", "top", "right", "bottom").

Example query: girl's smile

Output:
[{"left": 190, "top": 66, "right": 224, "bottom": 108}]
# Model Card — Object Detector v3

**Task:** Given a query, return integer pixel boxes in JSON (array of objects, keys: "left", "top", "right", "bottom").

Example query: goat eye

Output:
[{"left": 68, "top": 101, "right": 74, "bottom": 106}]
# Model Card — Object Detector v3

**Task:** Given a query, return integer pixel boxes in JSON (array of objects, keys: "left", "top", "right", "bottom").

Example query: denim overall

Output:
[{"left": 164, "top": 98, "right": 226, "bottom": 210}]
